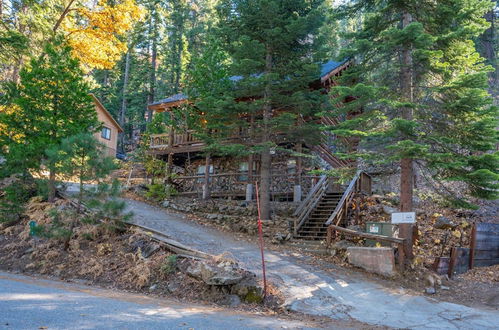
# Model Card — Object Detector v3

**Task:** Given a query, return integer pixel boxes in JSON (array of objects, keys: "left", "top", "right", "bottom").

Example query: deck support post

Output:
[
  {"left": 245, "top": 184, "right": 253, "bottom": 201},
  {"left": 202, "top": 154, "right": 211, "bottom": 200},
  {"left": 293, "top": 185, "right": 302, "bottom": 203}
]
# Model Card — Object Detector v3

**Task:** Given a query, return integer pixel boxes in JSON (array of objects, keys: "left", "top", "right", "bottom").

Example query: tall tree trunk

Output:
[
  {"left": 48, "top": 167, "right": 56, "bottom": 203},
  {"left": 147, "top": 17, "right": 158, "bottom": 123},
  {"left": 480, "top": 2, "right": 498, "bottom": 99},
  {"left": 399, "top": 11, "right": 414, "bottom": 259},
  {"left": 119, "top": 49, "right": 131, "bottom": 152},
  {"left": 259, "top": 49, "right": 273, "bottom": 221}
]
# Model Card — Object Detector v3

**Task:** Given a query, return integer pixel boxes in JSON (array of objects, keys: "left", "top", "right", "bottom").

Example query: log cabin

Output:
[
  {"left": 91, "top": 94, "right": 123, "bottom": 157},
  {"left": 147, "top": 60, "right": 356, "bottom": 203}
]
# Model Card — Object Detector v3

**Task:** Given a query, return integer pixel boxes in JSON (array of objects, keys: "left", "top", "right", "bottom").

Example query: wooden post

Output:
[
  {"left": 448, "top": 247, "right": 457, "bottom": 278},
  {"left": 469, "top": 224, "right": 477, "bottom": 269},
  {"left": 399, "top": 11, "right": 414, "bottom": 262},
  {"left": 166, "top": 153, "right": 173, "bottom": 182},
  {"left": 397, "top": 243, "right": 406, "bottom": 272},
  {"left": 326, "top": 226, "right": 333, "bottom": 248},
  {"left": 247, "top": 153, "right": 253, "bottom": 183},
  {"left": 295, "top": 143, "right": 302, "bottom": 186},
  {"left": 203, "top": 154, "right": 211, "bottom": 200}
]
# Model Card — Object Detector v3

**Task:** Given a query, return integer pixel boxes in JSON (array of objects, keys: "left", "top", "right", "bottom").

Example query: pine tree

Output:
[
  {"left": 333, "top": 0, "right": 499, "bottom": 208},
  {"left": 192, "top": 0, "right": 328, "bottom": 219},
  {"left": 1, "top": 38, "right": 97, "bottom": 201},
  {"left": 45, "top": 133, "right": 117, "bottom": 249}
]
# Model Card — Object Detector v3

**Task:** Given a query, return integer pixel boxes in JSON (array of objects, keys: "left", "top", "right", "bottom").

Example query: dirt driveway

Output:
[{"left": 126, "top": 198, "right": 499, "bottom": 329}]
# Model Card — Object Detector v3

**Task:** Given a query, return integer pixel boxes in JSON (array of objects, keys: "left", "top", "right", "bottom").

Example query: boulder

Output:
[
  {"left": 220, "top": 294, "right": 242, "bottom": 307},
  {"left": 425, "top": 287, "right": 436, "bottom": 294},
  {"left": 434, "top": 216, "right": 456, "bottom": 230},
  {"left": 161, "top": 200, "right": 170, "bottom": 208},
  {"left": 382, "top": 205, "right": 398, "bottom": 215},
  {"left": 231, "top": 276, "right": 263, "bottom": 303},
  {"left": 130, "top": 240, "right": 160, "bottom": 258},
  {"left": 185, "top": 260, "right": 244, "bottom": 286}
]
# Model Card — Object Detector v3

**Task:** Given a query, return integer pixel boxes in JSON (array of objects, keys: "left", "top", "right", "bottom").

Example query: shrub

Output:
[
  {"left": 160, "top": 255, "right": 178, "bottom": 275},
  {"left": 145, "top": 184, "right": 177, "bottom": 201}
]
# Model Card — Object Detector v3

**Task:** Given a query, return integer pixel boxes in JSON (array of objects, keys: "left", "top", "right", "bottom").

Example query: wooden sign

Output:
[{"left": 391, "top": 212, "right": 416, "bottom": 224}]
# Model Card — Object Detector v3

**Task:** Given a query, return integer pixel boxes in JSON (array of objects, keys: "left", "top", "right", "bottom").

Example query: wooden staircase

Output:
[
  {"left": 293, "top": 171, "right": 372, "bottom": 242},
  {"left": 294, "top": 192, "right": 342, "bottom": 240}
]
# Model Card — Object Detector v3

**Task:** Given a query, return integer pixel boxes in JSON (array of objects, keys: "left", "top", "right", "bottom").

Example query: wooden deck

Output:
[{"left": 149, "top": 130, "right": 253, "bottom": 155}]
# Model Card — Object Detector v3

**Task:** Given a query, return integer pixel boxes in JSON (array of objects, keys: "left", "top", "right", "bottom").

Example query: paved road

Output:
[
  {"left": 0, "top": 272, "right": 316, "bottom": 330},
  {"left": 127, "top": 199, "right": 499, "bottom": 329}
]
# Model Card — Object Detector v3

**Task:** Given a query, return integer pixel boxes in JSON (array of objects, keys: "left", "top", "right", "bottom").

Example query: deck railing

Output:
[{"left": 150, "top": 130, "right": 203, "bottom": 149}]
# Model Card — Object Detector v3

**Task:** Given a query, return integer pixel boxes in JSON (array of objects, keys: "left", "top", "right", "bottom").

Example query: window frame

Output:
[{"left": 101, "top": 127, "right": 111, "bottom": 140}]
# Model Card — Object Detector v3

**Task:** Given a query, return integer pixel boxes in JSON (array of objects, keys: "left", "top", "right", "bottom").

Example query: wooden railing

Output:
[
  {"left": 325, "top": 170, "right": 371, "bottom": 227},
  {"left": 293, "top": 175, "right": 330, "bottom": 235},
  {"left": 150, "top": 130, "right": 203, "bottom": 149}
]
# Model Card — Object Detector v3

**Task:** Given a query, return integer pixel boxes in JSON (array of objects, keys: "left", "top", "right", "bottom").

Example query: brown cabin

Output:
[
  {"left": 147, "top": 60, "right": 356, "bottom": 201},
  {"left": 91, "top": 94, "right": 123, "bottom": 157}
]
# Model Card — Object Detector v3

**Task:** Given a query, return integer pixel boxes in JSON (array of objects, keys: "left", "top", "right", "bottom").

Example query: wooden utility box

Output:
[{"left": 366, "top": 222, "right": 395, "bottom": 247}]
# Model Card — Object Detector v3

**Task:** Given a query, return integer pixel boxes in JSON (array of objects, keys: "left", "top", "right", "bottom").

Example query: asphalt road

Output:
[{"left": 0, "top": 272, "right": 316, "bottom": 330}]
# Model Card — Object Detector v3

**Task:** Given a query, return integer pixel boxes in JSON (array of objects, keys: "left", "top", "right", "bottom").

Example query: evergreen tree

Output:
[
  {"left": 1, "top": 38, "right": 97, "bottom": 201},
  {"left": 192, "top": 0, "right": 328, "bottom": 219},
  {"left": 333, "top": 0, "right": 498, "bottom": 210}
]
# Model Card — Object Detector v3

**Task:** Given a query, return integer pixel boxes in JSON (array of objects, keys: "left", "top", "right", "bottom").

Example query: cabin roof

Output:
[
  {"left": 149, "top": 59, "right": 351, "bottom": 111},
  {"left": 91, "top": 94, "right": 124, "bottom": 133}
]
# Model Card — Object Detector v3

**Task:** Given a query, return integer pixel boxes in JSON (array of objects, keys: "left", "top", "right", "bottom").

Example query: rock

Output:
[
  {"left": 23, "top": 248, "right": 34, "bottom": 255},
  {"left": 425, "top": 287, "right": 436, "bottom": 294},
  {"left": 382, "top": 205, "right": 398, "bottom": 215},
  {"left": 220, "top": 294, "right": 241, "bottom": 307},
  {"left": 206, "top": 214, "right": 219, "bottom": 220},
  {"left": 185, "top": 260, "right": 244, "bottom": 286},
  {"left": 161, "top": 200, "right": 170, "bottom": 208},
  {"left": 167, "top": 281, "right": 180, "bottom": 293},
  {"left": 440, "top": 285, "right": 450, "bottom": 291},
  {"left": 425, "top": 272, "right": 442, "bottom": 288},
  {"left": 130, "top": 240, "right": 160, "bottom": 258},
  {"left": 231, "top": 276, "right": 263, "bottom": 303},
  {"left": 149, "top": 284, "right": 158, "bottom": 292},
  {"left": 434, "top": 216, "right": 456, "bottom": 230},
  {"left": 332, "top": 240, "right": 356, "bottom": 251},
  {"left": 272, "top": 233, "right": 286, "bottom": 244}
]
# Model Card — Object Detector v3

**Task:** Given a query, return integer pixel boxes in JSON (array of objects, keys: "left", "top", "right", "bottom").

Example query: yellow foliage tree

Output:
[{"left": 61, "top": 0, "right": 144, "bottom": 71}]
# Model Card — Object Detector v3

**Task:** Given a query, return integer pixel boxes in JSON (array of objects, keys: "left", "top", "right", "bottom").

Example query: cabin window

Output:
[
  {"left": 287, "top": 159, "right": 296, "bottom": 175},
  {"left": 101, "top": 127, "right": 111, "bottom": 140},
  {"left": 197, "top": 165, "right": 214, "bottom": 182}
]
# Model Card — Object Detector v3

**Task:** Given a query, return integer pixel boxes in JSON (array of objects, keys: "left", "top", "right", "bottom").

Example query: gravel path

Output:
[{"left": 127, "top": 199, "right": 499, "bottom": 329}]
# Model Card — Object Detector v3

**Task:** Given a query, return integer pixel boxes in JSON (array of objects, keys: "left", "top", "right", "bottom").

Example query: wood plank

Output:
[
  {"left": 473, "top": 259, "right": 499, "bottom": 267},
  {"left": 328, "top": 224, "right": 405, "bottom": 244},
  {"left": 476, "top": 223, "right": 499, "bottom": 232},
  {"left": 474, "top": 240, "right": 499, "bottom": 250},
  {"left": 474, "top": 249, "right": 499, "bottom": 259},
  {"left": 432, "top": 257, "right": 450, "bottom": 275}
]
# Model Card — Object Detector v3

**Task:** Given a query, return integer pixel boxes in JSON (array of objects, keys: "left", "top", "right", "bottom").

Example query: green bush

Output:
[
  {"left": 0, "top": 177, "right": 35, "bottom": 223},
  {"left": 145, "top": 184, "right": 177, "bottom": 201},
  {"left": 160, "top": 255, "right": 178, "bottom": 275}
]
